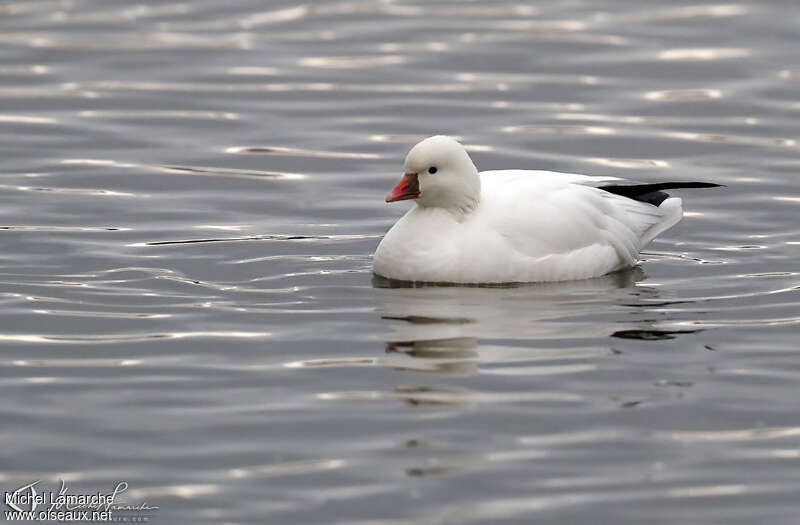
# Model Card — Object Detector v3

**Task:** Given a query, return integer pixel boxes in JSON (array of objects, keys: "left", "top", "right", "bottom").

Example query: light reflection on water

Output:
[{"left": 1, "top": 0, "right": 799, "bottom": 523}]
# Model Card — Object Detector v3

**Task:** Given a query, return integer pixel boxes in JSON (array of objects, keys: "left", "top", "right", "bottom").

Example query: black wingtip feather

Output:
[{"left": 598, "top": 181, "right": 724, "bottom": 206}]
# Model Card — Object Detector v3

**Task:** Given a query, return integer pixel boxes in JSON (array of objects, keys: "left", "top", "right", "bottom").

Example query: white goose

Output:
[{"left": 373, "top": 135, "right": 719, "bottom": 284}]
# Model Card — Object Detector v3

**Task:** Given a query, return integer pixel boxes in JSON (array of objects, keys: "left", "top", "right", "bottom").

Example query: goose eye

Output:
[{"left": 428, "top": 166, "right": 438, "bottom": 174}]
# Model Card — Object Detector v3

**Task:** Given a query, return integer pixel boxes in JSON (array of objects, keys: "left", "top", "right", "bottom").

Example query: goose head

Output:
[{"left": 386, "top": 135, "right": 481, "bottom": 213}]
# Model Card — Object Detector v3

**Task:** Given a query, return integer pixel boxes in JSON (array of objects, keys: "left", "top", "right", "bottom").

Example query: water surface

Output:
[{"left": 2, "top": 1, "right": 800, "bottom": 523}]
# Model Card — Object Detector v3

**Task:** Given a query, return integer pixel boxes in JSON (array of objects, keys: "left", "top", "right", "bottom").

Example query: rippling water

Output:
[{"left": 2, "top": 1, "right": 800, "bottom": 523}]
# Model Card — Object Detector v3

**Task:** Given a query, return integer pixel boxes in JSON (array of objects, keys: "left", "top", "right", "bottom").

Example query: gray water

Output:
[{"left": 2, "top": 1, "right": 799, "bottom": 523}]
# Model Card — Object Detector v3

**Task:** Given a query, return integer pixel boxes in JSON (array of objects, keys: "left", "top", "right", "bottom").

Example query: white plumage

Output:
[{"left": 373, "top": 136, "right": 702, "bottom": 284}]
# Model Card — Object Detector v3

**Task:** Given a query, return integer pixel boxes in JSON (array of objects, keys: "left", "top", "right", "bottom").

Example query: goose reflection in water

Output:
[
  {"left": 372, "top": 267, "right": 694, "bottom": 381},
  {"left": 370, "top": 267, "right": 708, "bottom": 412}
]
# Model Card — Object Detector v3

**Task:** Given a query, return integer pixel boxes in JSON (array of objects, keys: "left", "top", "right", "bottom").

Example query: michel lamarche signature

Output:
[{"left": 5, "top": 480, "right": 159, "bottom": 513}]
